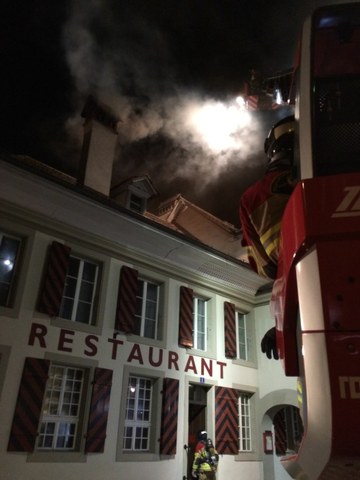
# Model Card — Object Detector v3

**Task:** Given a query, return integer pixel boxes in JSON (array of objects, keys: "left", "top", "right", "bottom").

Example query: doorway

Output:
[{"left": 186, "top": 384, "right": 210, "bottom": 480}]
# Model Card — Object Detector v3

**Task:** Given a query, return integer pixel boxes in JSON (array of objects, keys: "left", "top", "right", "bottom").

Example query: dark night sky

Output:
[{"left": 1, "top": 0, "right": 338, "bottom": 226}]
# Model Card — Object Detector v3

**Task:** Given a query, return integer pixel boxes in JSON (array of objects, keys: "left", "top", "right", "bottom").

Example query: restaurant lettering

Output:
[{"left": 28, "top": 322, "right": 227, "bottom": 378}]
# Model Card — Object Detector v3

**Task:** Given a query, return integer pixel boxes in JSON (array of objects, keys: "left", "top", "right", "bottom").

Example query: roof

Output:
[
  {"left": 154, "top": 194, "right": 246, "bottom": 260},
  {"left": 1, "top": 154, "right": 271, "bottom": 298},
  {"left": 6, "top": 154, "right": 249, "bottom": 265}
]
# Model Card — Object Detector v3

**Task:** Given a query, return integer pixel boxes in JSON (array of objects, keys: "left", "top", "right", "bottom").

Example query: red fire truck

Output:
[{"left": 271, "top": 2, "right": 360, "bottom": 479}]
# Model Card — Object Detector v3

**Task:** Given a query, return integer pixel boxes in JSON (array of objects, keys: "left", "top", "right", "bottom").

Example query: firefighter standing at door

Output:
[{"left": 192, "top": 431, "right": 219, "bottom": 480}]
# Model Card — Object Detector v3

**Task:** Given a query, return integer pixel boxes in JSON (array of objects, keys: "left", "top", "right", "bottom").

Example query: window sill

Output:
[
  {"left": 232, "top": 358, "right": 257, "bottom": 369},
  {"left": 50, "top": 317, "right": 102, "bottom": 335},
  {"left": 235, "top": 451, "right": 260, "bottom": 461},
  {"left": 124, "top": 333, "right": 166, "bottom": 349},
  {"left": 116, "top": 451, "right": 160, "bottom": 462},
  {"left": 28, "top": 451, "right": 87, "bottom": 463}
]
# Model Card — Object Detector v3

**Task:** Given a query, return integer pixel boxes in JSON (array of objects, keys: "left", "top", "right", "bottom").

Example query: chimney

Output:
[{"left": 78, "top": 96, "right": 119, "bottom": 196}]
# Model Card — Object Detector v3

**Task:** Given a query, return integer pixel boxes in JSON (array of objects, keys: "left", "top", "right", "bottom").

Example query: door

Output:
[{"left": 187, "top": 384, "right": 209, "bottom": 480}]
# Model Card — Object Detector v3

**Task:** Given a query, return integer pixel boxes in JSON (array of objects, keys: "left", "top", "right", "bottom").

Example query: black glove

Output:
[{"left": 261, "top": 327, "right": 279, "bottom": 360}]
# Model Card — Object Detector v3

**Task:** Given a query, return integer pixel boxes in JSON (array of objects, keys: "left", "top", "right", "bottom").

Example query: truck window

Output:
[{"left": 311, "top": 4, "right": 360, "bottom": 176}]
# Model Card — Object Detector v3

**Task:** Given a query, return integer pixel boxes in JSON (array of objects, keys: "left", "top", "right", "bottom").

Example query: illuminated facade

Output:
[{"left": 0, "top": 153, "right": 300, "bottom": 480}]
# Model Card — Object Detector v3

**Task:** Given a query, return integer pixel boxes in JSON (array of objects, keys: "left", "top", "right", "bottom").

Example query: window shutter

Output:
[
  {"left": 115, "top": 265, "right": 138, "bottom": 333},
  {"left": 224, "top": 302, "right": 237, "bottom": 358},
  {"left": 160, "top": 378, "right": 179, "bottom": 455},
  {"left": 215, "top": 386, "right": 239, "bottom": 454},
  {"left": 85, "top": 367, "right": 113, "bottom": 453},
  {"left": 8, "top": 357, "right": 50, "bottom": 452},
  {"left": 274, "top": 410, "right": 287, "bottom": 455},
  {"left": 38, "top": 241, "right": 71, "bottom": 317},
  {"left": 178, "top": 286, "right": 194, "bottom": 347}
]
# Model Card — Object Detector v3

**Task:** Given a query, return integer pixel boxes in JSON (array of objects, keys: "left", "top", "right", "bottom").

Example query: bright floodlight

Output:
[
  {"left": 235, "top": 96, "right": 246, "bottom": 108},
  {"left": 187, "top": 99, "right": 251, "bottom": 153}
]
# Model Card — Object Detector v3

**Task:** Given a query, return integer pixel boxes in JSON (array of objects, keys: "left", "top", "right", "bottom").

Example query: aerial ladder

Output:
[{"left": 271, "top": 2, "right": 360, "bottom": 479}]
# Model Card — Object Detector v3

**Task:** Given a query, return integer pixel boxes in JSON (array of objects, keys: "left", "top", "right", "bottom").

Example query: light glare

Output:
[{"left": 186, "top": 100, "right": 252, "bottom": 153}]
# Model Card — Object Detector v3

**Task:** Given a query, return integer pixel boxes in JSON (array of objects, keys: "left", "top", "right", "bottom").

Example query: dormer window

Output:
[
  {"left": 111, "top": 176, "right": 158, "bottom": 214},
  {"left": 128, "top": 192, "right": 145, "bottom": 213}
]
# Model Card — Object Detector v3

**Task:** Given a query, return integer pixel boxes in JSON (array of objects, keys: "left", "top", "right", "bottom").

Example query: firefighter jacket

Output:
[
  {"left": 192, "top": 441, "right": 215, "bottom": 473},
  {"left": 206, "top": 445, "right": 219, "bottom": 472},
  {"left": 239, "top": 166, "right": 294, "bottom": 280}
]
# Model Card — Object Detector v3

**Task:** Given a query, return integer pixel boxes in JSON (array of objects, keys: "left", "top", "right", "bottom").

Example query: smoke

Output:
[
  {"left": 61, "top": 1, "right": 268, "bottom": 201},
  {"left": 60, "top": 0, "right": 305, "bottom": 224},
  {"left": 1, "top": 0, "right": 342, "bottom": 225}
]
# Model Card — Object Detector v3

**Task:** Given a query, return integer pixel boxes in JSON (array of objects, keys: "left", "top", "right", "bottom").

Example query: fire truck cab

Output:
[{"left": 271, "top": 3, "right": 360, "bottom": 479}]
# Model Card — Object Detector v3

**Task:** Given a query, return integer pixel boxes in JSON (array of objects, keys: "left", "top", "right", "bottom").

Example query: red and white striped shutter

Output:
[
  {"left": 178, "top": 286, "right": 194, "bottom": 348},
  {"left": 274, "top": 409, "right": 287, "bottom": 455},
  {"left": 224, "top": 302, "right": 237, "bottom": 358},
  {"left": 8, "top": 357, "right": 50, "bottom": 452},
  {"left": 247, "top": 94, "right": 259, "bottom": 111},
  {"left": 115, "top": 265, "right": 138, "bottom": 333},
  {"left": 85, "top": 367, "right": 113, "bottom": 453},
  {"left": 215, "top": 386, "right": 239, "bottom": 454},
  {"left": 160, "top": 377, "right": 179, "bottom": 455},
  {"left": 38, "top": 241, "right": 71, "bottom": 317}
]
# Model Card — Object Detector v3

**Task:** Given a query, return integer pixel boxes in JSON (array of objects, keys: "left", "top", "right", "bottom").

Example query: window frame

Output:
[
  {"left": 33, "top": 360, "right": 91, "bottom": 457},
  {"left": 134, "top": 278, "right": 160, "bottom": 340},
  {"left": 193, "top": 295, "right": 208, "bottom": 351},
  {"left": 37, "top": 364, "right": 86, "bottom": 451},
  {"left": 0, "top": 231, "right": 23, "bottom": 308},
  {"left": 127, "top": 192, "right": 145, "bottom": 213},
  {"left": 239, "top": 393, "right": 252, "bottom": 453},
  {"left": 123, "top": 375, "right": 153, "bottom": 451},
  {"left": 233, "top": 310, "right": 257, "bottom": 368},
  {"left": 236, "top": 312, "right": 248, "bottom": 361},
  {"left": 58, "top": 254, "right": 100, "bottom": 326},
  {"left": 117, "top": 366, "right": 163, "bottom": 462}
]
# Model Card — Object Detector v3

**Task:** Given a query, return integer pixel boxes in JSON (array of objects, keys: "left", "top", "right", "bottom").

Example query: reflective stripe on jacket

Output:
[
  {"left": 239, "top": 167, "right": 294, "bottom": 279},
  {"left": 192, "top": 442, "right": 213, "bottom": 472}
]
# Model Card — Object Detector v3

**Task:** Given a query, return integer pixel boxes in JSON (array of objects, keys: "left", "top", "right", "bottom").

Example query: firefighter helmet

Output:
[
  {"left": 198, "top": 430, "right": 208, "bottom": 441},
  {"left": 264, "top": 115, "right": 295, "bottom": 161}
]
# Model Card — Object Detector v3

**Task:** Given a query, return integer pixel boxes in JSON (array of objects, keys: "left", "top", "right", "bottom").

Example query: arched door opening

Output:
[{"left": 262, "top": 404, "right": 304, "bottom": 480}]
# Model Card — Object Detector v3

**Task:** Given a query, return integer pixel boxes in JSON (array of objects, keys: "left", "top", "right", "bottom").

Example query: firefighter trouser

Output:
[{"left": 198, "top": 471, "right": 216, "bottom": 480}]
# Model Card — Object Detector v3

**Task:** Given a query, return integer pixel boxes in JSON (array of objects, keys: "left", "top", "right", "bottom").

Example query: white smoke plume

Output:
[{"left": 61, "top": 0, "right": 297, "bottom": 223}]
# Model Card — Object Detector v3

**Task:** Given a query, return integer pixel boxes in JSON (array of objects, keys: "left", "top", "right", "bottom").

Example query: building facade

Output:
[{"left": 0, "top": 97, "right": 300, "bottom": 480}]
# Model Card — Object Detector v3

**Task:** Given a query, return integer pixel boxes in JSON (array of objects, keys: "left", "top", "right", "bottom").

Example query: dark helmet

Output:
[
  {"left": 198, "top": 430, "right": 208, "bottom": 441},
  {"left": 264, "top": 115, "right": 295, "bottom": 162}
]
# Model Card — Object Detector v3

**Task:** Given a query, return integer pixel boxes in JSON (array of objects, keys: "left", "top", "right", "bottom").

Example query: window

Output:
[
  {"left": 123, "top": 376, "right": 153, "bottom": 451},
  {"left": 129, "top": 193, "right": 145, "bottom": 213},
  {"left": 37, "top": 365, "right": 85, "bottom": 451},
  {"left": 118, "top": 370, "right": 179, "bottom": 460},
  {"left": 59, "top": 256, "right": 99, "bottom": 324},
  {"left": 0, "top": 232, "right": 21, "bottom": 307},
  {"left": 236, "top": 313, "right": 248, "bottom": 361},
  {"left": 8, "top": 358, "right": 112, "bottom": 455},
  {"left": 274, "top": 406, "right": 303, "bottom": 455},
  {"left": 134, "top": 279, "right": 160, "bottom": 339},
  {"left": 193, "top": 296, "right": 207, "bottom": 350},
  {"left": 239, "top": 393, "right": 252, "bottom": 452}
]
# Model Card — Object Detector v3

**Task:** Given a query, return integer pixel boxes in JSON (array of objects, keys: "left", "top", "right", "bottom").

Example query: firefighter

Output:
[
  {"left": 239, "top": 115, "right": 296, "bottom": 360},
  {"left": 192, "top": 431, "right": 218, "bottom": 480},
  {"left": 205, "top": 438, "right": 219, "bottom": 475},
  {"left": 239, "top": 114, "right": 296, "bottom": 280}
]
